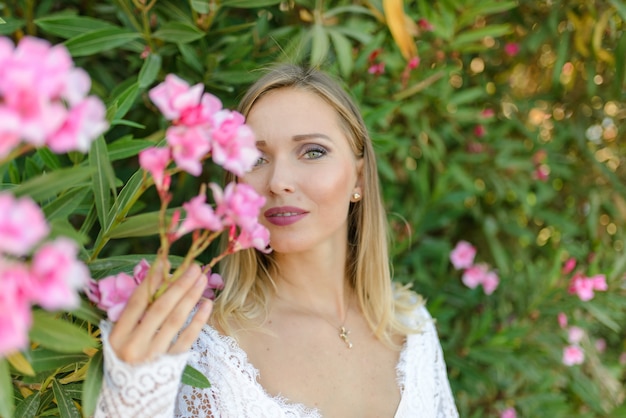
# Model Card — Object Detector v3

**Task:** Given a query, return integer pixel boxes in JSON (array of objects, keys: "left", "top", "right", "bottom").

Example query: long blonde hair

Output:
[{"left": 212, "top": 64, "right": 421, "bottom": 345}]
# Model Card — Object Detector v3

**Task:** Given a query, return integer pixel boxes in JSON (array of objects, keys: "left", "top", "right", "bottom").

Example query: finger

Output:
[
  {"left": 127, "top": 264, "right": 204, "bottom": 348},
  {"left": 110, "top": 258, "right": 169, "bottom": 346},
  {"left": 146, "top": 273, "right": 208, "bottom": 357},
  {"left": 169, "top": 298, "right": 214, "bottom": 355}
]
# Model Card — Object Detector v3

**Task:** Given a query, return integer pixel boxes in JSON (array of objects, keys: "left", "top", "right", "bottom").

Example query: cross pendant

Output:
[{"left": 339, "top": 326, "right": 353, "bottom": 349}]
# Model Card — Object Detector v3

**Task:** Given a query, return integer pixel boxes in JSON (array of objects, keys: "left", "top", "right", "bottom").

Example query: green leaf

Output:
[
  {"left": 609, "top": 0, "right": 626, "bottom": 21},
  {"left": 152, "top": 22, "right": 205, "bottom": 44},
  {"left": 328, "top": 29, "right": 353, "bottom": 78},
  {"left": 12, "top": 166, "right": 93, "bottom": 202},
  {"left": 182, "top": 364, "right": 211, "bottom": 388},
  {"left": 35, "top": 13, "right": 116, "bottom": 38},
  {"left": 221, "top": 0, "right": 282, "bottom": 7},
  {"left": 112, "top": 82, "right": 140, "bottom": 121},
  {"left": 70, "top": 298, "right": 104, "bottom": 325},
  {"left": 138, "top": 53, "right": 162, "bottom": 89},
  {"left": 0, "top": 359, "right": 14, "bottom": 418},
  {"left": 81, "top": 350, "right": 103, "bottom": 418},
  {"left": 30, "top": 348, "right": 88, "bottom": 373},
  {"left": 14, "top": 391, "right": 41, "bottom": 418},
  {"left": 191, "top": 0, "right": 211, "bottom": 13},
  {"left": 109, "top": 210, "right": 174, "bottom": 238},
  {"left": 111, "top": 170, "right": 147, "bottom": 221},
  {"left": 90, "top": 136, "right": 116, "bottom": 231},
  {"left": 52, "top": 379, "right": 81, "bottom": 418},
  {"left": 29, "top": 311, "right": 98, "bottom": 354},
  {"left": 107, "top": 137, "right": 152, "bottom": 161},
  {"left": 0, "top": 17, "right": 25, "bottom": 34},
  {"left": 36, "top": 148, "right": 62, "bottom": 170},
  {"left": 64, "top": 28, "right": 141, "bottom": 57},
  {"left": 42, "top": 187, "right": 90, "bottom": 220},
  {"left": 310, "top": 24, "right": 330, "bottom": 67},
  {"left": 451, "top": 24, "right": 512, "bottom": 48}
]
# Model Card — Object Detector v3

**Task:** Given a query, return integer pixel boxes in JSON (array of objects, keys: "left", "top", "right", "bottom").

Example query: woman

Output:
[{"left": 96, "top": 64, "right": 459, "bottom": 417}]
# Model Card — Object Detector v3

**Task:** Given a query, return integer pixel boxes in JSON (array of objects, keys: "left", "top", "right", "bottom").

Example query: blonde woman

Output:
[{"left": 96, "top": 64, "right": 459, "bottom": 417}]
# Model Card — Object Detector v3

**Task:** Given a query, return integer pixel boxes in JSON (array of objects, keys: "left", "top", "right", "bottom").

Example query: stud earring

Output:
[{"left": 352, "top": 192, "right": 361, "bottom": 201}]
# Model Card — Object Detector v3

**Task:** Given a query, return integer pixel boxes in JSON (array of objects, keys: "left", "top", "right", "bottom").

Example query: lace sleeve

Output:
[
  {"left": 94, "top": 321, "right": 189, "bottom": 418},
  {"left": 395, "top": 306, "right": 459, "bottom": 418}
]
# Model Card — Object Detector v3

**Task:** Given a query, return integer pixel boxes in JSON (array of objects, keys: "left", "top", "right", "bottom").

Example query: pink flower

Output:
[
  {"left": 28, "top": 238, "right": 90, "bottom": 310},
  {"left": 88, "top": 272, "right": 139, "bottom": 322},
  {"left": 0, "top": 107, "right": 21, "bottom": 158},
  {"left": 567, "top": 326, "right": 584, "bottom": 344},
  {"left": 474, "top": 124, "right": 486, "bottom": 137},
  {"left": 568, "top": 273, "right": 595, "bottom": 301},
  {"left": 562, "top": 345, "right": 584, "bottom": 366},
  {"left": 589, "top": 274, "right": 607, "bottom": 291},
  {"left": 211, "top": 110, "right": 260, "bottom": 176},
  {"left": 532, "top": 165, "right": 549, "bottom": 182},
  {"left": 481, "top": 108, "right": 495, "bottom": 118},
  {"left": 201, "top": 269, "right": 224, "bottom": 300},
  {"left": 562, "top": 257, "right": 576, "bottom": 275},
  {"left": 450, "top": 241, "right": 476, "bottom": 270},
  {"left": 504, "top": 43, "right": 520, "bottom": 57},
  {"left": 481, "top": 270, "right": 500, "bottom": 295},
  {"left": 0, "top": 259, "right": 33, "bottom": 356},
  {"left": 149, "top": 74, "right": 202, "bottom": 121},
  {"left": 139, "top": 146, "right": 171, "bottom": 191},
  {"left": 212, "top": 182, "right": 266, "bottom": 232},
  {"left": 177, "top": 194, "right": 224, "bottom": 237},
  {"left": 407, "top": 56, "right": 420, "bottom": 70},
  {"left": 0, "top": 192, "right": 49, "bottom": 256},
  {"left": 166, "top": 125, "right": 211, "bottom": 176},
  {"left": 558, "top": 312, "right": 568, "bottom": 329},
  {"left": 46, "top": 96, "right": 108, "bottom": 153},
  {"left": 462, "top": 264, "right": 488, "bottom": 289},
  {"left": 500, "top": 407, "right": 517, "bottom": 418},
  {"left": 234, "top": 222, "right": 271, "bottom": 253},
  {"left": 619, "top": 352, "right": 626, "bottom": 365},
  {"left": 417, "top": 18, "right": 434, "bottom": 31},
  {"left": 133, "top": 259, "right": 151, "bottom": 283},
  {"left": 595, "top": 338, "right": 606, "bottom": 353},
  {"left": 368, "top": 62, "right": 385, "bottom": 75}
]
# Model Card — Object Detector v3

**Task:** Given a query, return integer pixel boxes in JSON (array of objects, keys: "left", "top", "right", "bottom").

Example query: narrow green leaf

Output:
[
  {"left": 109, "top": 210, "right": 172, "bottom": 238},
  {"left": 52, "top": 380, "right": 81, "bottom": 418},
  {"left": 14, "top": 391, "right": 41, "bottom": 418},
  {"left": 112, "top": 82, "right": 140, "bottom": 121},
  {"left": 64, "top": 28, "right": 141, "bottom": 57},
  {"left": 90, "top": 136, "right": 116, "bottom": 230},
  {"left": 0, "top": 17, "right": 25, "bottom": 34},
  {"left": 30, "top": 348, "right": 88, "bottom": 373},
  {"left": 221, "top": 0, "right": 282, "bottom": 7},
  {"left": 191, "top": 0, "right": 211, "bottom": 13},
  {"left": 138, "top": 53, "right": 162, "bottom": 89},
  {"left": 328, "top": 29, "right": 353, "bottom": 78},
  {"left": 152, "top": 22, "right": 205, "bottom": 44},
  {"left": 42, "top": 187, "right": 90, "bottom": 220},
  {"left": 112, "top": 170, "right": 147, "bottom": 221},
  {"left": 35, "top": 13, "right": 116, "bottom": 38},
  {"left": 0, "top": 359, "right": 14, "bottom": 418},
  {"left": 451, "top": 24, "right": 512, "bottom": 48},
  {"left": 107, "top": 137, "right": 152, "bottom": 161},
  {"left": 81, "top": 350, "right": 103, "bottom": 418},
  {"left": 310, "top": 24, "right": 330, "bottom": 67},
  {"left": 12, "top": 167, "right": 93, "bottom": 202},
  {"left": 29, "top": 311, "right": 98, "bottom": 354},
  {"left": 182, "top": 365, "right": 211, "bottom": 388},
  {"left": 36, "top": 148, "right": 62, "bottom": 170},
  {"left": 70, "top": 298, "right": 104, "bottom": 325},
  {"left": 609, "top": 0, "right": 626, "bottom": 21}
]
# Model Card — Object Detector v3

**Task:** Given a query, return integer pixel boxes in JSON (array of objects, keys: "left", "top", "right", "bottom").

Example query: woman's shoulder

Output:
[{"left": 392, "top": 282, "right": 432, "bottom": 330}]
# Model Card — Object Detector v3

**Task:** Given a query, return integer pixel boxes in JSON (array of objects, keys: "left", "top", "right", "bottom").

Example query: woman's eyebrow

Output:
[{"left": 255, "top": 133, "right": 332, "bottom": 147}]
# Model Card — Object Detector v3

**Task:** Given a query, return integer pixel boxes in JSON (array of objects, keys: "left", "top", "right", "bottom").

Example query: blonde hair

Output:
[{"left": 212, "top": 64, "right": 421, "bottom": 345}]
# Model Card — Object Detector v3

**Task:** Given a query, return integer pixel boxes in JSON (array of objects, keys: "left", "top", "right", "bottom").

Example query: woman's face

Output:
[{"left": 241, "top": 87, "right": 363, "bottom": 255}]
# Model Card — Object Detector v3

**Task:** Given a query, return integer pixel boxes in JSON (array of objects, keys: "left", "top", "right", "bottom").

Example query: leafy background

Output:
[{"left": 0, "top": 0, "right": 625, "bottom": 416}]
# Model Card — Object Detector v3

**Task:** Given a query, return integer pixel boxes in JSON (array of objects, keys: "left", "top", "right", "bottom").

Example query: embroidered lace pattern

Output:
[{"left": 95, "top": 306, "right": 459, "bottom": 417}]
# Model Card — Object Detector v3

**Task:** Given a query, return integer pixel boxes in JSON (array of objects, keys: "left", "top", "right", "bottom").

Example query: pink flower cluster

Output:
[
  {"left": 145, "top": 74, "right": 259, "bottom": 178},
  {"left": 558, "top": 314, "right": 586, "bottom": 366},
  {"left": 500, "top": 407, "right": 517, "bottom": 418},
  {"left": 0, "top": 193, "right": 90, "bottom": 356},
  {"left": 0, "top": 36, "right": 107, "bottom": 158},
  {"left": 450, "top": 241, "right": 500, "bottom": 295},
  {"left": 86, "top": 259, "right": 225, "bottom": 321},
  {"left": 170, "top": 182, "right": 270, "bottom": 252},
  {"left": 562, "top": 257, "right": 607, "bottom": 301}
]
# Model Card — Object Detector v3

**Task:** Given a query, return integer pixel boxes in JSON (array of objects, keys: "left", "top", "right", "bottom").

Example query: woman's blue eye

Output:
[
  {"left": 303, "top": 146, "right": 327, "bottom": 159},
  {"left": 253, "top": 156, "right": 268, "bottom": 167}
]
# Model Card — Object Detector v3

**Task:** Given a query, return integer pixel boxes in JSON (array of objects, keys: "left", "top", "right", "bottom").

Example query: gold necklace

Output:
[{"left": 278, "top": 295, "right": 354, "bottom": 349}]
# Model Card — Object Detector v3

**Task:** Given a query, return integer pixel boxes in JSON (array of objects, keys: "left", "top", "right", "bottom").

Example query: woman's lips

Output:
[{"left": 264, "top": 206, "right": 308, "bottom": 226}]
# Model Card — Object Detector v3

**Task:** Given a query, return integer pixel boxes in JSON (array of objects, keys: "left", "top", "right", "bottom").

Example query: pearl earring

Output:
[{"left": 352, "top": 192, "right": 361, "bottom": 201}]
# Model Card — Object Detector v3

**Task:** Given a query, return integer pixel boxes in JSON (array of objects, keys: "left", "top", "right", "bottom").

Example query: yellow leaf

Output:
[
  {"left": 592, "top": 10, "right": 615, "bottom": 65},
  {"left": 7, "top": 352, "right": 35, "bottom": 376},
  {"left": 383, "top": 0, "right": 417, "bottom": 60}
]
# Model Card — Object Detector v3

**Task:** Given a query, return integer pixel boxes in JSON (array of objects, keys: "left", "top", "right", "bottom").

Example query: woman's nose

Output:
[{"left": 267, "top": 159, "right": 295, "bottom": 195}]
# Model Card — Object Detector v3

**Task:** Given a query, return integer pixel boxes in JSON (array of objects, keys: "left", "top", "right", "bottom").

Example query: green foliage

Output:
[{"left": 1, "top": 0, "right": 624, "bottom": 416}]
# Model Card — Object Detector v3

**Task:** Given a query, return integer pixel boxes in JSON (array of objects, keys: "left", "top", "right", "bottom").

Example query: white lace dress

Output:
[{"left": 95, "top": 306, "right": 459, "bottom": 417}]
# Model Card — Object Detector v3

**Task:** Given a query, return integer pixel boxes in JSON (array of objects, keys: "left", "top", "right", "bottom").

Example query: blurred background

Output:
[{"left": 2, "top": 0, "right": 625, "bottom": 416}]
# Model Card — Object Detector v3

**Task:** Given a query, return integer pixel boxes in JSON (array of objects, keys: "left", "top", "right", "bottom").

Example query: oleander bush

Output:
[{"left": 0, "top": 0, "right": 624, "bottom": 417}]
